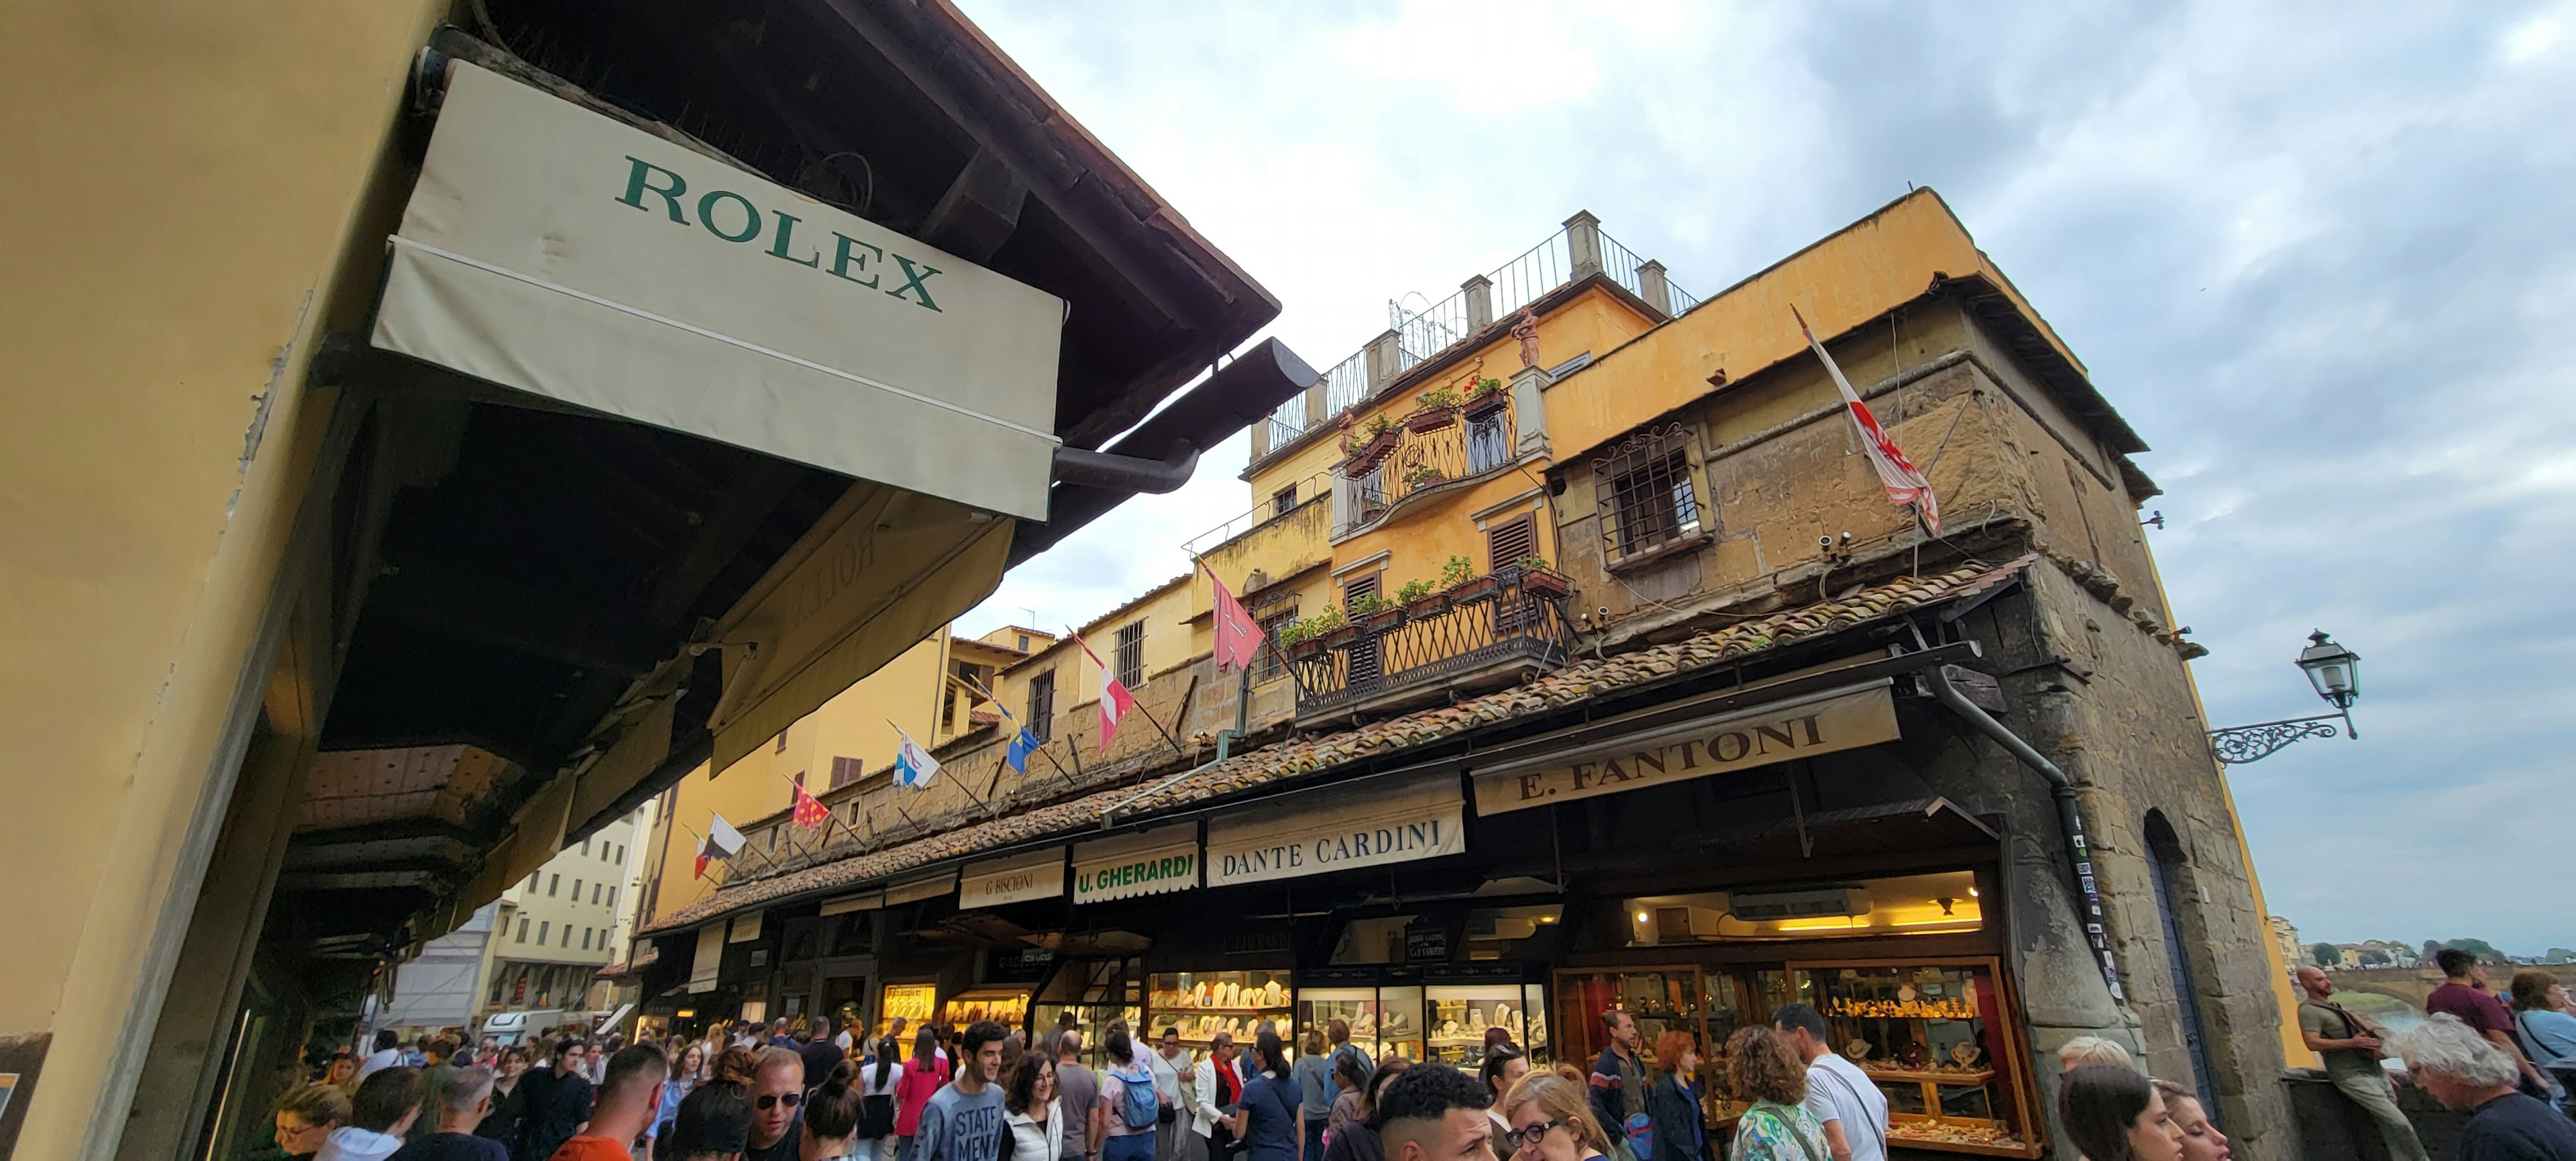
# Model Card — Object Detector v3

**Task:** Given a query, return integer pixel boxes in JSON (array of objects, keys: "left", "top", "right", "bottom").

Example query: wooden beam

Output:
[{"left": 920, "top": 148, "right": 1028, "bottom": 263}]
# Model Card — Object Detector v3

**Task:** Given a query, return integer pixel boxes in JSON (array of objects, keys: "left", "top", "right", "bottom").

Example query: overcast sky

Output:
[{"left": 953, "top": 1, "right": 2576, "bottom": 956}]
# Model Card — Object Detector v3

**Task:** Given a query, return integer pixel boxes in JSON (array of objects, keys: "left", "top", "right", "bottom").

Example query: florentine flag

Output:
[
  {"left": 791, "top": 780, "right": 828, "bottom": 828},
  {"left": 894, "top": 727, "right": 941, "bottom": 789},
  {"left": 1793, "top": 305, "right": 1941, "bottom": 533},
  {"left": 1209, "top": 566, "right": 1263, "bottom": 673},
  {"left": 1075, "top": 634, "right": 1134, "bottom": 754}
]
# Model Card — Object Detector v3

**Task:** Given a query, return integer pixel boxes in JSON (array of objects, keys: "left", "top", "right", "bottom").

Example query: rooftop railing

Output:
[{"left": 1262, "top": 214, "right": 1694, "bottom": 452}]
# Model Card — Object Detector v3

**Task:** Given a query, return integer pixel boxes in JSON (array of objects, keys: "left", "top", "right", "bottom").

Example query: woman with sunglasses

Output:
[
  {"left": 1717, "top": 1027, "right": 1825, "bottom": 1161},
  {"left": 1498, "top": 1074, "right": 1615, "bottom": 1161}
]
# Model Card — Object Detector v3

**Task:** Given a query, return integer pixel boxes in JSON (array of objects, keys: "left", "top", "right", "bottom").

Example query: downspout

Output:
[{"left": 1929, "top": 666, "right": 2129, "bottom": 1005}]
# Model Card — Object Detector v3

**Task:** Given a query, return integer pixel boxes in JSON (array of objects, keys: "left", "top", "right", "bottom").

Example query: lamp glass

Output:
[{"left": 2294, "top": 632, "right": 2361, "bottom": 708}]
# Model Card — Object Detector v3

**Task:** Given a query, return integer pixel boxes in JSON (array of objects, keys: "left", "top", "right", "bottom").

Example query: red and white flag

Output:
[
  {"left": 1208, "top": 566, "right": 1263, "bottom": 672},
  {"left": 1794, "top": 305, "right": 1940, "bottom": 533},
  {"left": 1075, "top": 633, "right": 1136, "bottom": 755}
]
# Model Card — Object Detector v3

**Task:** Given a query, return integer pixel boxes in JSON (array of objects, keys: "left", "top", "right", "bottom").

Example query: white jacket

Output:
[
  {"left": 315, "top": 1125, "right": 405, "bottom": 1161},
  {"left": 1189, "top": 1054, "right": 1254, "bottom": 1139}
]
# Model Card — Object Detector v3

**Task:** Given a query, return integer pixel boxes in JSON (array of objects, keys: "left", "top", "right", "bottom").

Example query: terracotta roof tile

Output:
[{"left": 643, "top": 555, "right": 2033, "bottom": 934}]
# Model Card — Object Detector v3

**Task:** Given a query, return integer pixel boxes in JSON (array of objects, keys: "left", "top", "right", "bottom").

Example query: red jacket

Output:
[{"left": 894, "top": 1054, "right": 951, "bottom": 1136}]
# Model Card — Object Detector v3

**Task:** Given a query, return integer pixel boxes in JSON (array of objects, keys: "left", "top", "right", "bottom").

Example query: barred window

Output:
[
  {"left": 1114, "top": 621, "right": 1146, "bottom": 688},
  {"left": 1467, "top": 411, "right": 1509, "bottom": 473},
  {"left": 1252, "top": 596, "right": 1299, "bottom": 683},
  {"left": 1026, "top": 670, "right": 1055, "bottom": 742},
  {"left": 1596, "top": 423, "right": 1701, "bottom": 558},
  {"left": 1273, "top": 486, "right": 1300, "bottom": 517}
]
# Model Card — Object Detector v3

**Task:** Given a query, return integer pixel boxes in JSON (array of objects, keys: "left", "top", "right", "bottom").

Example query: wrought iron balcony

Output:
[
  {"left": 1288, "top": 567, "right": 1576, "bottom": 718},
  {"left": 1340, "top": 391, "right": 1517, "bottom": 535}
]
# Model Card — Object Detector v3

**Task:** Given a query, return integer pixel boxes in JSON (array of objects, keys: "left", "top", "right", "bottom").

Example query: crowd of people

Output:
[{"left": 266, "top": 954, "right": 2576, "bottom": 1161}]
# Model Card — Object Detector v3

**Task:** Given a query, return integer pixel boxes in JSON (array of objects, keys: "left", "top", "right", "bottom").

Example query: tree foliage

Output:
[{"left": 2312, "top": 942, "right": 2344, "bottom": 967}]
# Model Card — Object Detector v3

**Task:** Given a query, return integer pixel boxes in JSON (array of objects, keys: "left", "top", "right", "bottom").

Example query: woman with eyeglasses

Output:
[
  {"left": 1497, "top": 1074, "right": 1615, "bottom": 1161},
  {"left": 1004, "top": 1048, "right": 1065, "bottom": 1161},
  {"left": 270, "top": 1082, "right": 351, "bottom": 1161},
  {"left": 1717, "top": 1027, "right": 1825, "bottom": 1161}
]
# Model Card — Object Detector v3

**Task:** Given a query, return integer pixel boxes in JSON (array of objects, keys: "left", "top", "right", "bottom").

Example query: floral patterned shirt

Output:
[{"left": 1727, "top": 1100, "right": 1828, "bottom": 1161}]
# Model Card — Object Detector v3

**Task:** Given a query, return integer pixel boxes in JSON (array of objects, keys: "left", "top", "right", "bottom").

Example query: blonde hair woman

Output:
[{"left": 1497, "top": 1074, "right": 1616, "bottom": 1161}]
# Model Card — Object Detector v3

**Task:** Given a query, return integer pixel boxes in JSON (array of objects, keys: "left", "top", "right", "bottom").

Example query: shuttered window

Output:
[{"left": 1487, "top": 513, "right": 1538, "bottom": 571}]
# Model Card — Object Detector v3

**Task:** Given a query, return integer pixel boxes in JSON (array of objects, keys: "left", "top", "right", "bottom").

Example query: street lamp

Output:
[{"left": 2208, "top": 630, "right": 2363, "bottom": 764}]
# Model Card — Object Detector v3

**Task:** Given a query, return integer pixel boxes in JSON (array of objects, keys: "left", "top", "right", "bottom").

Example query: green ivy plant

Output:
[{"left": 1468, "top": 376, "right": 1505, "bottom": 399}]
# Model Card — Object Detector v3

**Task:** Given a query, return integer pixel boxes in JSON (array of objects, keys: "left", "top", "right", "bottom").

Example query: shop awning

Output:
[
  {"left": 960, "top": 848, "right": 1066, "bottom": 909},
  {"left": 1206, "top": 772, "right": 1464, "bottom": 888},
  {"left": 1072, "top": 822, "right": 1199, "bottom": 904},
  {"left": 376, "top": 61, "right": 1065, "bottom": 521}
]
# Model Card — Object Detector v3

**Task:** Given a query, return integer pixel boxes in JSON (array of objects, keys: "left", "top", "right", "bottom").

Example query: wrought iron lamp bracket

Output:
[{"left": 2208, "top": 710, "right": 2353, "bottom": 764}]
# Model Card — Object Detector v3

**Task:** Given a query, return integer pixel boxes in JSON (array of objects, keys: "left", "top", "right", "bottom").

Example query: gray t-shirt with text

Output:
[{"left": 917, "top": 1082, "right": 1010, "bottom": 1161}]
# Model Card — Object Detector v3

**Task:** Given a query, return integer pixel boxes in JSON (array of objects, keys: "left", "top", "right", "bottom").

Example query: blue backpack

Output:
[{"left": 1116, "top": 1064, "right": 1161, "bottom": 1130}]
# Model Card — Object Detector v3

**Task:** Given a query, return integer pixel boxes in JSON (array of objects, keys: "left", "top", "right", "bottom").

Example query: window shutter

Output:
[{"left": 1487, "top": 514, "right": 1537, "bottom": 570}]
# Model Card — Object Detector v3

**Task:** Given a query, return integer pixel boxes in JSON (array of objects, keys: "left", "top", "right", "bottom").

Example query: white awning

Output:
[
  {"left": 1469, "top": 680, "right": 1900, "bottom": 815},
  {"left": 372, "top": 61, "right": 1065, "bottom": 521},
  {"left": 689, "top": 926, "right": 724, "bottom": 993},
  {"left": 1071, "top": 821, "right": 1200, "bottom": 904},
  {"left": 960, "top": 848, "right": 1066, "bottom": 909},
  {"left": 1205, "top": 773, "right": 1464, "bottom": 888}
]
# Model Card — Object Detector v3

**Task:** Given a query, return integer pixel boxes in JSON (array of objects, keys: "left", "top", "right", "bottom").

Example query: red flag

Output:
[
  {"left": 1209, "top": 566, "right": 1262, "bottom": 672},
  {"left": 1793, "top": 305, "right": 1941, "bottom": 533},
  {"left": 692, "top": 836, "right": 712, "bottom": 880},
  {"left": 1075, "top": 634, "right": 1134, "bottom": 754},
  {"left": 791, "top": 780, "right": 828, "bottom": 828}
]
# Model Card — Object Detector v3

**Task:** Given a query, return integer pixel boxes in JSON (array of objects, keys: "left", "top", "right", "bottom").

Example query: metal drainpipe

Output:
[{"left": 1929, "top": 666, "right": 2129, "bottom": 1005}]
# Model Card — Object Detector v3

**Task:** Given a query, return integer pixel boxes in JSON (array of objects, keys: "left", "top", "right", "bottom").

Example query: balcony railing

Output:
[
  {"left": 1341, "top": 391, "right": 1517, "bottom": 535},
  {"left": 1263, "top": 219, "right": 1693, "bottom": 449},
  {"left": 1288, "top": 568, "right": 1576, "bottom": 717}
]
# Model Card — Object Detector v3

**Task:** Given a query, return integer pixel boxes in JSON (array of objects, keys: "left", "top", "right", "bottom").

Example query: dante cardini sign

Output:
[
  {"left": 372, "top": 60, "right": 1063, "bottom": 520},
  {"left": 1204, "top": 774, "right": 1465, "bottom": 888}
]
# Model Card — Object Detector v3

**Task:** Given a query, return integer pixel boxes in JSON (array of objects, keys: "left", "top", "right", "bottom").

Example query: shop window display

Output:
[
  {"left": 1424, "top": 984, "right": 1548, "bottom": 1066},
  {"left": 1036, "top": 957, "right": 1147, "bottom": 1070},
  {"left": 879, "top": 982, "right": 936, "bottom": 1056},
  {"left": 1790, "top": 960, "right": 2037, "bottom": 1158},
  {"left": 1152, "top": 970, "right": 1294, "bottom": 1051},
  {"left": 941, "top": 988, "right": 1031, "bottom": 1029}
]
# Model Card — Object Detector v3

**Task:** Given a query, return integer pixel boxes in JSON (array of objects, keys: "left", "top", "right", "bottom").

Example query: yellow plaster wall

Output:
[
  {"left": 0, "top": 3, "right": 447, "bottom": 1154},
  {"left": 1548, "top": 190, "right": 2084, "bottom": 464}
]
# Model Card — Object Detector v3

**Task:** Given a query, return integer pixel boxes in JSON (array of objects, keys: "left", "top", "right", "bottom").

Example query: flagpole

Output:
[{"left": 1069, "top": 625, "right": 1190, "bottom": 765}]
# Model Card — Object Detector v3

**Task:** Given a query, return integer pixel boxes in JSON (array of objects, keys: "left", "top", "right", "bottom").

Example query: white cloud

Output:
[{"left": 955, "top": 0, "right": 2576, "bottom": 954}]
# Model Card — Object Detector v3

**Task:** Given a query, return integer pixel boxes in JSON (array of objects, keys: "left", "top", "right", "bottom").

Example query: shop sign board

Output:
[
  {"left": 1071, "top": 822, "right": 1200, "bottom": 904},
  {"left": 374, "top": 61, "right": 1065, "bottom": 521},
  {"left": 1471, "top": 681, "right": 1899, "bottom": 815},
  {"left": 960, "top": 848, "right": 1065, "bottom": 909},
  {"left": 1205, "top": 773, "right": 1465, "bottom": 889}
]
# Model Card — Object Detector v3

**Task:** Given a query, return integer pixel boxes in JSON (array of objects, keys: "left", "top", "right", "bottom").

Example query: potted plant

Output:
[
  {"left": 1279, "top": 615, "right": 1328, "bottom": 660},
  {"left": 1462, "top": 376, "right": 1509, "bottom": 421},
  {"left": 1513, "top": 554, "right": 1572, "bottom": 599},
  {"left": 1397, "top": 577, "right": 1449, "bottom": 619},
  {"left": 1407, "top": 387, "right": 1464, "bottom": 432},
  {"left": 1348, "top": 592, "right": 1405, "bottom": 635},
  {"left": 1442, "top": 554, "right": 1500, "bottom": 603},
  {"left": 1295, "top": 607, "right": 1353, "bottom": 651},
  {"left": 1343, "top": 413, "right": 1401, "bottom": 474},
  {"left": 1401, "top": 462, "right": 1446, "bottom": 490}
]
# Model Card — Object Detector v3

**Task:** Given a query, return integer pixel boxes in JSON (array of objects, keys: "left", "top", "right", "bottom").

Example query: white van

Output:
[{"left": 480, "top": 1009, "right": 565, "bottom": 1046}]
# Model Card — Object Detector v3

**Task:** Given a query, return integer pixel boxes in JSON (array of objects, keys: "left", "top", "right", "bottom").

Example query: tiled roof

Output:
[{"left": 643, "top": 556, "right": 2032, "bottom": 934}]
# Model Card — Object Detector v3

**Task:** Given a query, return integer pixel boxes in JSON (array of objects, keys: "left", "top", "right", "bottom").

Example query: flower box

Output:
[
  {"left": 1360, "top": 607, "right": 1406, "bottom": 636},
  {"left": 1447, "top": 574, "right": 1503, "bottom": 604},
  {"left": 1344, "top": 427, "right": 1399, "bottom": 475},
  {"left": 1519, "top": 568, "right": 1572, "bottom": 599},
  {"left": 1462, "top": 391, "right": 1509, "bottom": 422},
  {"left": 1404, "top": 591, "right": 1452, "bottom": 619},
  {"left": 1288, "top": 635, "right": 1328, "bottom": 661},
  {"left": 1406, "top": 404, "right": 1459, "bottom": 433}
]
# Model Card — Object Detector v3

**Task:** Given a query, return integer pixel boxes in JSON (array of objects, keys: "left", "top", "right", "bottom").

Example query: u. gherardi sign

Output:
[{"left": 1071, "top": 822, "right": 1199, "bottom": 904}]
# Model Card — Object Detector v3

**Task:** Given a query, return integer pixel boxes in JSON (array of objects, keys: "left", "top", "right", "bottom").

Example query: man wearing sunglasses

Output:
[{"left": 744, "top": 1046, "right": 810, "bottom": 1161}]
